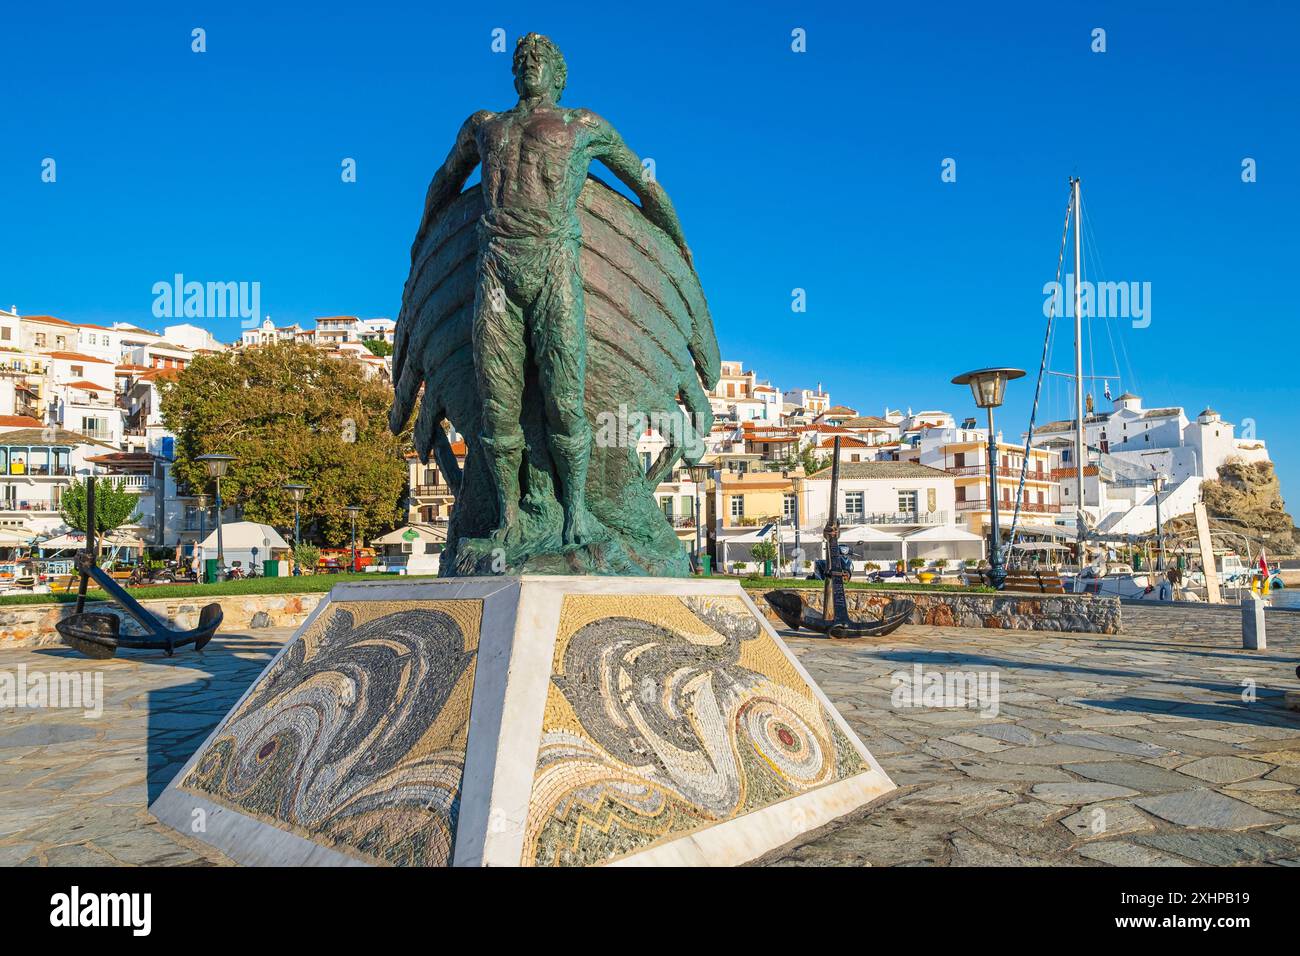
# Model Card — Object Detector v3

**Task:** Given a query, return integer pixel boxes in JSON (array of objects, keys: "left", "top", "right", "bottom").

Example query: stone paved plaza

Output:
[{"left": 2, "top": 606, "right": 1299, "bottom": 867}]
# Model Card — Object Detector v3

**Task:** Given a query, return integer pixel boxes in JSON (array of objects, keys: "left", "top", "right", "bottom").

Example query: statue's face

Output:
[{"left": 515, "top": 45, "right": 556, "bottom": 98}]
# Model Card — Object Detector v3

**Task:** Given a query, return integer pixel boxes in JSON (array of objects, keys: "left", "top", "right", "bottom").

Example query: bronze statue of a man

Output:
[{"left": 411, "top": 33, "right": 693, "bottom": 548}]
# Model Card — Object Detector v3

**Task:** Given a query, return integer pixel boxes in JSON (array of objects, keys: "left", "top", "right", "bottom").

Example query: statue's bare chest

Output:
[{"left": 481, "top": 112, "right": 583, "bottom": 172}]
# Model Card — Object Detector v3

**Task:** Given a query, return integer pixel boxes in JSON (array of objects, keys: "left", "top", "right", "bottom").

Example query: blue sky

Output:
[{"left": 2, "top": 1, "right": 1297, "bottom": 497}]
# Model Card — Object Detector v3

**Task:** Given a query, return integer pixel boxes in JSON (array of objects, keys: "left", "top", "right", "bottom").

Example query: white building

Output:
[
  {"left": 164, "top": 323, "right": 224, "bottom": 353},
  {"left": 783, "top": 384, "right": 830, "bottom": 417},
  {"left": 359, "top": 317, "right": 396, "bottom": 346},
  {"left": 124, "top": 339, "right": 195, "bottom": 372},
  {"left": 240, "top": 317, "right": 302, "bottom": 348},
  {"left": 799, "top": 461, "right": 981, "bottom": 569}
]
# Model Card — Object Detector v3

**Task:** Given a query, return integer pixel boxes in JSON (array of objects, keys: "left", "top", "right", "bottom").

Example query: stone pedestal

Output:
[{"left": 150, "top": 576, "right": 895, "bottom": 866}]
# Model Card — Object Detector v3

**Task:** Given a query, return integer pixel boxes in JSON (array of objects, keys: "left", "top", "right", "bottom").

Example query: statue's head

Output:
[{"left": 513, "top": 33, "right": 567, "bottom": 102}]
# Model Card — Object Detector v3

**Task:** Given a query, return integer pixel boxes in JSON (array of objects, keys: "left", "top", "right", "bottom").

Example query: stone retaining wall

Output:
[
  {"left": 0, "top": 592, "right": 324, "bottom": 649},
  {"left": 745, "top": 586, "right": 1121, "bottom": 634},
  {"left": 1, "top": 583, "right": 1121, "bottom": 649}
]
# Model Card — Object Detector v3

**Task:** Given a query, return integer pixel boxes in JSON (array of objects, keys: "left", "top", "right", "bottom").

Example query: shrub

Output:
[{"left": 293, "top": 542, "right": 321, "bottom": 571}]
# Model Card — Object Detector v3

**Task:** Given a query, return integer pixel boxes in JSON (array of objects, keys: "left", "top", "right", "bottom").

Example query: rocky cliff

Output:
[{"left": 1172, "top": 458, "right": 1298, "bottom": 553}]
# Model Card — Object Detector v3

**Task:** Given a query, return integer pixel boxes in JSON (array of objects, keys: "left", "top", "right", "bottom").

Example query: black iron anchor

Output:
[{"left": 55, "top": 477, "right": 223, "bottom": 658}]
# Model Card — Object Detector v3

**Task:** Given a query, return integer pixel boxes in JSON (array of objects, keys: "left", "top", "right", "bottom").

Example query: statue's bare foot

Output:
[{"left": 489, "top": 521, "right": 524, "bottom": 546}]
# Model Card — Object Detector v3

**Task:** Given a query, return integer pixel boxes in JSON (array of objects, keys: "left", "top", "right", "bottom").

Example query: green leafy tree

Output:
[
  {"left": 750, "top": 540, "right": 777, "bottom": 563},
  {"left": 161, "top": 342, "right": 409, "bottom": 546},
  {"left": 779, "top": 446, "right": 832, "bottom": 479},
  {"left": 364, "top": 339, "right": 393, "bottom": 357},
  {"left": 60, "top": 478, "right": 141, "bottom": 534}
]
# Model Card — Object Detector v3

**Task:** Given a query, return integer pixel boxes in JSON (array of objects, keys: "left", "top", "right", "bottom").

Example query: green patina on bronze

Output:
[{"left": 391, "top": 33, "right": 719, "bottom": 576}]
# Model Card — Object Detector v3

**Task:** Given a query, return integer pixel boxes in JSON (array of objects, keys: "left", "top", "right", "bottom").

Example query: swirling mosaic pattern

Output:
[
  {"left": 182, "top": 600, "right": 482, "bottom": 866},
  {"left": 523, "top": 595, "right": 866, "bottom": 866}
]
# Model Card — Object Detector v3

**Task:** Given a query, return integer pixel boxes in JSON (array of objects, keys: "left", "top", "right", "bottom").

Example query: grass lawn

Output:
[
  {"left": 736, "top": 575, "right": 994, "bottom": 593},
  {"left": 0, "top": 572, "right": 441, "bottom": 608},
  {"left": 0, "top": 571, "right": 993, "bottom": 608}
]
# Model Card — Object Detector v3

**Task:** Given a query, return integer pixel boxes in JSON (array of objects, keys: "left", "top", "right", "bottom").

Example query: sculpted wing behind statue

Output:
[{"left": 392, "top": 175, "right": 720, "bottom": 576}]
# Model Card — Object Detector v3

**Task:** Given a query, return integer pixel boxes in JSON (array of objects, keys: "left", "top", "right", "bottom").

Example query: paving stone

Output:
[
  {"left": 968, "top": 723, "right": 1039, "bottom": 746},
  {"left": 1265, "top": 765, "right": 1300, "bottom": 785},
  {"left": 1225, "top": 779, "right": 1296, "bottom": 793},
  {"left": 1066, "top": 715, "right": 1151, "bottom": 729},
  {"left": 1143, "top": 754, "right": 1196, "bottom": 769},
  {"left": 989, "top": 744, "right": 1128, "bottom": 765},
  {"left": 1247, "top": 750, "right": 1300, "bottom": 766},
  {"left": 1076, "top": 841, "right": 1190, "bottom": 866},
  {"left": 1132, "top": 831, "right": 1298, "bottom": 866},
  {"left": 1063, "top": 761, "right": 1209, "bottom": 793},
  {"left": 960, "top": 815, "right": 1076, "bottom": 858},
  {"left": 1179, "top": 727, "right": 1255, "bottom": 743},
  {"left": 0, "top": 842, "right": 38, "bottom": 865},
  {"left": 0, "top": 723, "right": 99, "bottom": 749},
  {"left": 888, "top": 782, "right": 1019, "bottom": 817},
  {"left": 1059, "top": 802, "right": 1154, "bottom": 840},
  {"left": 92, "top": 827, "right": 202, "bottom": 866},
  {"left": 40, "top": 843, "right": 119, "bottom": 866},
  {"left": 941, "top": 733, "right": 1009, "bottom": 754},
  {"left": 989, "top": 801, "right": 1069, "bottom": 826},
  {"left": 1047, "top": 732, "right": 1170, "bottom": 758},
  {"left": 1224, "top": 789, "right": 1300, "bottom": 814},
  {"left": 1174, "top": 755, "right": 1274, "bottom": 784},
  {"left": 949, "top": 835, "right": 1054, "bottom": 867},
  {"left": 1030, "top": 782, "right": 1139, "bottom": 805},
  {"left": 1133, "top": 790, "right": 1285, "bottom": 830},
  {"left": 771, "top": 813, "right": 958, "bottom": 867},
  {"left": 952, "top": 760, "right": 1074, "bottom": 784},
  {"left": 920, "top": 740, "right": 976, "bottom": 759}
]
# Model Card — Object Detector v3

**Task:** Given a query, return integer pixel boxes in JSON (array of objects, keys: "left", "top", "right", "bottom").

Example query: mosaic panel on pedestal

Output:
[
  {"left": 181, "top": 599, "right": 483, "bottom": 866},
  {"left": 522, "top": 594, "right": 868, "bottom": 866}
]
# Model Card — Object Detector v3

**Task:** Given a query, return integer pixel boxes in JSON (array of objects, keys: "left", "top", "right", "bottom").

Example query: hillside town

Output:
[{"left": 0, "top": 306, "right": 1280, "bottom": 580}]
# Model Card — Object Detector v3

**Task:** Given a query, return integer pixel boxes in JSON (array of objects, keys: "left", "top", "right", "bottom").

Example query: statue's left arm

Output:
[{"left": 582, "top": 111, "right": 694, "bottom": 269}]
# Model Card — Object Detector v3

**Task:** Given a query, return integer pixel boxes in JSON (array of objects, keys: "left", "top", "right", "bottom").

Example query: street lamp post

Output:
[
  {"left": 952, "top": 368, "right": 1025, "bottom": 590},
  {"left": 688, "top": 464, "right": 711, "bottom": 574},
  {"left": 284, "top": 483, "right": 307, "bottom": 575},
  {"left": 345, "top": 505, "right": 362, "bottom": 573},
  {"left": 1152, "top": 473, "right": 1166, "bottom": 571},
  {"left": 196, "top": 454, "right": 236, "bottom": 581}
]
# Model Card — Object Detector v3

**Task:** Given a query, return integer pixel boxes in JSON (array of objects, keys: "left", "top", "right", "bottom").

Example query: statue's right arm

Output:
[{"left": 410, "top": 111, "right": 490, "bottom": 263}]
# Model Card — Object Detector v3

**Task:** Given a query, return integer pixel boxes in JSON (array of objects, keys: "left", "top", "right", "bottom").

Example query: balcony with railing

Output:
[
  {"left": 413, "top": 483, "right": 454, "bottom": 498},
  {"left": 102, "top": 473, "right": 153, "bottom": 490},
  {"left": 0, "top": 499, "right": 57, "bottom": 513},
  {"left": 831, "top": 510, "right": 949, "bottom": 527},
  {"left": 956, "top": 498, "right": 1061, "bottom": 514},
  {"left": 946, "top": 464, "right": 1053, "bottom": 482}
]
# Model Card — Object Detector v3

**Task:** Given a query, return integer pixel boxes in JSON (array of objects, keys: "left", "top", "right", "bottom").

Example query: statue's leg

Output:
[
  {"left": 473, "top": 255, "right": 527, "bottom": 538},
  {"left": 532, "top": 242, "right": 595, "bottom": 547}
]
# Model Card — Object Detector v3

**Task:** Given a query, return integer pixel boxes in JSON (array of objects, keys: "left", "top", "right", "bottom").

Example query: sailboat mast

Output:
[{"left": 1071, "top": 176, "right": 1086, "bottom": 561}]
